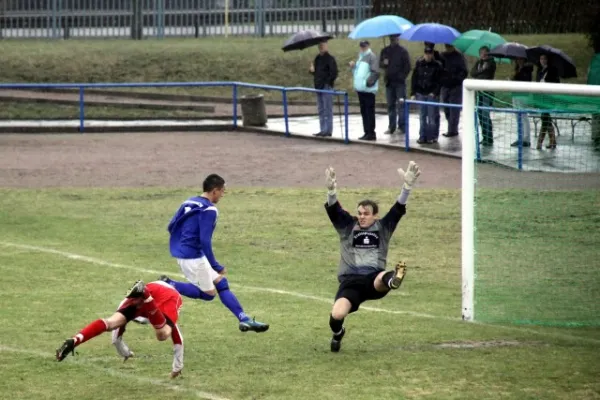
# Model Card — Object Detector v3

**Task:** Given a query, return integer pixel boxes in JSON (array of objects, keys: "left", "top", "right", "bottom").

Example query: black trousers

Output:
[{"left": 357, "top": 91, "right": 376, "bottom": 137}]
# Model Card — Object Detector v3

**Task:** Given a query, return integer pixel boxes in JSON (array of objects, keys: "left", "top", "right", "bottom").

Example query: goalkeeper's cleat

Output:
[
  {"left": 330, "top": 327, "right": 346, "bottom": 353},
  {"left": 239, "top": 317, "right": 269, "bottom": 333},
  {"left": 390, "top": 261, "right": 407, "bottom": 290},
  {"left": 159, "top": 275, "right": 171, "bottom": 283},
  {"left": 125, "top": 280, "right": 146, "bottom": 299},
  {"left": 56, "top": 338, "right": 76, "bottom": 361}
]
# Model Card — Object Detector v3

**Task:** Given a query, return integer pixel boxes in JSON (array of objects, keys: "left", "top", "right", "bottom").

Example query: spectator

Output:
[
  {"left": 411, "top": 46, "right": 444, "bottom": 144},
  {"left": 380, "top": 34, "right": 412, "bottom": 136},
  {"left": 536, "top": 54, "right": 560, "bottom": 149},
  {"left": 440, "top": 44, "right": 468, "bottom": 138},
  {"left": 586, "top": 13, "right": 600, "bottom": 150},
  {"left": 350, "top": 41, "right": 380, "bottom": 141},
  {"left": 310, "top": 39, "right": 338, "bottom": 138},
  {"left": 424, "top": 42, "right": 445, "bottom": 66},
  {"left": 470, "top": 46, "right": 497, "bottom": 146},
  {"left": 510, "top": 57, "right": 534, "bottom": 147}
]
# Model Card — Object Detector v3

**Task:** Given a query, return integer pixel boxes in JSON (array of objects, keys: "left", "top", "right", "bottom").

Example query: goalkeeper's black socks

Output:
[
  {"left": 382, "top": 270, "right": 397, "bottom": 289},
  {"left": 329, "top": 314, "right": 344, "bottom": 337}
]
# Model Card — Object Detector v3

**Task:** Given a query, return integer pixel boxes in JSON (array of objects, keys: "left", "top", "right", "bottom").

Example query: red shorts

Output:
[{"left": 117, "top": 281, "right": 182, "bottom": 326}]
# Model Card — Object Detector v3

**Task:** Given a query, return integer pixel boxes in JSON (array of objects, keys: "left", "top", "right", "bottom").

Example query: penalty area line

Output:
[{"left": 1, "top": 241, "right": 599, "bottom": 345}]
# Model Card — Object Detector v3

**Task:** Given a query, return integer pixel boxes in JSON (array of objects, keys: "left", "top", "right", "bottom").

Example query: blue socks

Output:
[
  {"left": 215, "top": 278, "right": 249, "bottom": 322},
  {"left": 165, "top": 277, "right": 249, "bottom": 322},
  {"left": 165, "top": 279, "right": 215, "bottom": 301}
]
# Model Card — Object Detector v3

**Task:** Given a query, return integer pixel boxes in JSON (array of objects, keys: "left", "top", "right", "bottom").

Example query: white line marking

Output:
[
  {"left": 0, "top": 345, "right": 231, "bottom": 400},
  {"left": 1, "top": 241, "right": 599, "bottom": 345}
]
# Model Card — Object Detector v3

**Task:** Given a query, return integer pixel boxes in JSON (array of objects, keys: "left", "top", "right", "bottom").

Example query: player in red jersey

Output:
[{"left": 56, "top": 280, "right": 185, "bottom": 378}]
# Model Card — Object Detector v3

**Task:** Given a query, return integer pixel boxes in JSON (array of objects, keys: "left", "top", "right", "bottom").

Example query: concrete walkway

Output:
[
  {"left": 260, "top": 111, "right": 600, "bottom": 173},
  {"left": 1, "top": 111, "right": 598, "bottom": 173}
]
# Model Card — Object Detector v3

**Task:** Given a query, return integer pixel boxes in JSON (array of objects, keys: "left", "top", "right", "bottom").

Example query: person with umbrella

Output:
[
  {"left": 309, "top": 39, "right": 339, "bottom": 137},
  {"left": 469, "top": 45, "right": 497, "bottom": 146},
  {"left": 535, "top": 54, "right": 561, "bottom": 149},
  {"left": 350, "top": 40, "right": 380, "bottom": 141},
  {"left": 379, "top": 34, "right": 412, "bottom": 136},
  {"left": 510, "top": 56, "right": 534, "bottom": 147},
  {"left": 440, "top": 44, "right": 468, "bottom": 138}
]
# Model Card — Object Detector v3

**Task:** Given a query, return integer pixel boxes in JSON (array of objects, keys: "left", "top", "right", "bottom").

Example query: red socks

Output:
[
  {"left": 142, "top": 297, "right": 167, "bottom": 329},
  {"left": 74, "top": 319, "right": 108, "bottom": 345}
]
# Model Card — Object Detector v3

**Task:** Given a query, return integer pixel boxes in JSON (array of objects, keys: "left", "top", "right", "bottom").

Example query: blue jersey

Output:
[{"left": 167, "top": 196, "right": 223, "bottom": 272}]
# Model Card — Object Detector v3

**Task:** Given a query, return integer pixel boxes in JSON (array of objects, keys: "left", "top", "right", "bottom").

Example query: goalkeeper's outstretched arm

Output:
[
  {"left": 380, "top": 161, "right": 421, "bottom": 234},
  {"left": 324, "top": 167, "right": 354, "bottom": 231}
]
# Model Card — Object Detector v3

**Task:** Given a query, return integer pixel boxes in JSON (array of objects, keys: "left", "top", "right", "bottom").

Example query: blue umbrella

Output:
[
  {"left": 400, "top": 22, "right": 461, "bottom": 45},
  {"left": 348, "top": 15, "right": 414, "bottom": 39}
]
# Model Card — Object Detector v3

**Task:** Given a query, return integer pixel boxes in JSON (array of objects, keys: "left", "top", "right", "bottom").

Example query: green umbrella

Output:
[{"left": 452, "top": 29, "right": 510, "bottom": 63}]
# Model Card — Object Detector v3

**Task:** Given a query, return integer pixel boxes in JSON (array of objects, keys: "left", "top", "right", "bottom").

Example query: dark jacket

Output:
[
  {"left": 512, "top": 63, "right": 534, "bottom": 82},
  {"left": 433, "top": 50, "right": 445, "bottom": 67},
  {"left": 536, "top": 65, "right": 560, "bottom": 83},
  {"left": 440, "top": 50, "right": 468, "bottom": 88},
  {"left": 470, "top": 58, "right": 496, "bottom": 80},
  {"left": 379, "top": 43, "right": 412, "bottom": 85},
  {"left": 411, "top": 57, "right": 443, "bottom": 97},
  {"left": 311, "top": 52, "right": 338, "bottom": 89}
]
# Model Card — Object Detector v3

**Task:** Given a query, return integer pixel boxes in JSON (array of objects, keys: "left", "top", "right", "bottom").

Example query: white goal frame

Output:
[{"left": 461, "top": 79, "right": 600, "bottom": 322}]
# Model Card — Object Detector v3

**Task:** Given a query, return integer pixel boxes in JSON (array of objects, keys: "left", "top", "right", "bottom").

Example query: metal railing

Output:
[
  {"left": 0, "top": 0, "right": 371, "bottom": 39},
  {"left": 0, "top": 80, "right": 351, "bottom": 142}
]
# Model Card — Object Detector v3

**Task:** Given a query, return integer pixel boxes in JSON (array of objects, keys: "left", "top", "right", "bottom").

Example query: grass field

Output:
[
  {"left": 0, "top": 34, "right": 595, "bottom": 119},
  {"left": 1, "top": 188, "right": 599, "bottom": 400}
]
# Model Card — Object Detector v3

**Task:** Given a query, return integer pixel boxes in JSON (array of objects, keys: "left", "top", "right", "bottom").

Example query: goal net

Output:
[{"left": 461, "top": 79, "right": 600, "bottom": 327}]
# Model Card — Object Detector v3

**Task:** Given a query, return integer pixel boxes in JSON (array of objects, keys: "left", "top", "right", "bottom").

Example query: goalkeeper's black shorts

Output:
[{"left": 335, "top": 271, "right": 388, "bottom": 313}]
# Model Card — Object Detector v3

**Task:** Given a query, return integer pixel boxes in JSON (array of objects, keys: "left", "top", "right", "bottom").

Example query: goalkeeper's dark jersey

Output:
[{"left": 324, "top": 200, "right": 406, "bottom": 281}]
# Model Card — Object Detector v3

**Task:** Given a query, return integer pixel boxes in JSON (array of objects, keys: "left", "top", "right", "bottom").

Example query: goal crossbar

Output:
[{"left": 460, "top": 79, "right": 600, "bottom": 322}]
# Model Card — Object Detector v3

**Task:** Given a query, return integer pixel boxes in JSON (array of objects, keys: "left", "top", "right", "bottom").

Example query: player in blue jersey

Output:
[{"left": 159, "top": 174, "right": 269, "bottom": 333}]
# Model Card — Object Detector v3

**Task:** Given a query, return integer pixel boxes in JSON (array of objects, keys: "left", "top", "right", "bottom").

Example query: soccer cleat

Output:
[
  {"left": 56, "top": 338, "right": 76, "bottom": 361},
  {"left": 330, "top": 327, "right": 346, "bottom": 353},
  {"left": 239, "top": 317, "right": 269, "bottom": 333},
  {"left": 159, "top": 275, "right": 171, "bottom": 283},
  {"left": 125, "top": 280, "right": 146, "bottom": 299},
  {"left": 390, "top": 261, "right": 407, "bottom": 289}
]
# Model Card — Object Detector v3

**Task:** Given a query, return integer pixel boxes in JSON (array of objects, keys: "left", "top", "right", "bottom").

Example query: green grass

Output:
[
  {"left": 0, "top": 188, "right": 599, "bottom": 400},
  {"left": 0, "top": 34, "right": 594, "bottom": 108},
  {"left": 0, "top": 101, "right": 213, "bottom": 120}
]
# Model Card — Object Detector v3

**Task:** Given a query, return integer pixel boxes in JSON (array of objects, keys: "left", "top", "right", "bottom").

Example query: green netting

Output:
[
  {"left": 473, "top": 89, "right": 600, "bottom": 327},
  {"left": 510, "top": 93, "right": 600, "bottom": 113}
]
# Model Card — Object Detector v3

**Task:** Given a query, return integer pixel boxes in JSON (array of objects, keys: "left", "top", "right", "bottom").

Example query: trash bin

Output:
[{"left": 240, "top": 94, "right": 267, "bottom": 127}]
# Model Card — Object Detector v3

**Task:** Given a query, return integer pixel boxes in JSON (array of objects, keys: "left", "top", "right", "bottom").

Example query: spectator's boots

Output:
[
  {"left": 536, "top": 130, "right": 547, "bottom": 150},
  {"left": 546, "top": 128, "right": 557, "bottom": 149}
]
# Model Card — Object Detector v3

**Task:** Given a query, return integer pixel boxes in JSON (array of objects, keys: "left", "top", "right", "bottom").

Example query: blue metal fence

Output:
[
  {"left": 0, "top": 80, "right": 350, "bottom": 141},
  {"left": 0, "top": 0, "right": 370, "bottom": 39}
]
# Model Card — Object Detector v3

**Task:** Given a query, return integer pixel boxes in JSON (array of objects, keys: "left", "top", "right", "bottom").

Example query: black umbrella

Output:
[
  {"left": 525, "top": 45, "right": 577, "bottom": 79},
  {"left": 488, "top": 42, "right": 528, "bottom": 60},
  {"left": 282, "top": 29, "right": 333, "bottom": 52}
]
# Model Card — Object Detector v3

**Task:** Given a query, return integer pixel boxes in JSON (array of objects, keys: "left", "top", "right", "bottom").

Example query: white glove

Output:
[
  {"left": 398, "top": 161, "right": 421, "bottom": 190},
  {"left": 325, "top": 167, "right": 337, "bottom": 194}
]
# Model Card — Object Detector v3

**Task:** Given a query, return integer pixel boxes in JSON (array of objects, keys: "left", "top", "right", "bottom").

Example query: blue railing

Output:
[{"left": 0, "top": 81, "right": 350, "bottom": 143}]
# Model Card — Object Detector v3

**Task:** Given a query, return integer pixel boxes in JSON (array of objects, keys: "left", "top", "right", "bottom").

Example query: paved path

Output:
[
  {"left": 260, "top": 112, "right": 600, "bottom": 173},
  {"left": 1, "top": 112, "right": 598, "bottom": 173}
]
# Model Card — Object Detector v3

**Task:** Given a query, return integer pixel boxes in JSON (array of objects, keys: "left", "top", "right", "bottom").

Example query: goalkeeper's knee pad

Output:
[{"left": 215, "top": 277, "right": 230, "bottom": 293}]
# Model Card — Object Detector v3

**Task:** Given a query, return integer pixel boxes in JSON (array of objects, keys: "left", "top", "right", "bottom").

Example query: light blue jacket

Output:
[{"left": 352, "top": 49, "right": 379, "bottom": 94}]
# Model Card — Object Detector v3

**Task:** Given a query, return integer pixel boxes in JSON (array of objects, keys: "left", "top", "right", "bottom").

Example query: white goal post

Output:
[{"left": 460, "top": 79, "right": 600, "bottom": 322}]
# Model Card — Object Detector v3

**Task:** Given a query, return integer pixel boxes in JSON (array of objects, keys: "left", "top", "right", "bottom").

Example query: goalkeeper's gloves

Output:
[
  {"left": 325, "top": 166, "right": 337, "bottom": 196},
  {"left": 397, "top": 161, "right": 421, "bottom": 191}
]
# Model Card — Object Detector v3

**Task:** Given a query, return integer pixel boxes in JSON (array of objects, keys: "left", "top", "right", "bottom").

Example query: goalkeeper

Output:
[{"left": 323, "top": 161, "right": 421, "bottom": 352}]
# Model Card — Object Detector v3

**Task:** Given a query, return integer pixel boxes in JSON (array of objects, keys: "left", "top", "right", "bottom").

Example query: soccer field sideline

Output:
[{"left": 1, "top": 240, "right": 598, "bottom": 347}]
